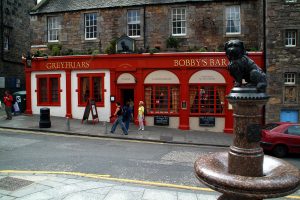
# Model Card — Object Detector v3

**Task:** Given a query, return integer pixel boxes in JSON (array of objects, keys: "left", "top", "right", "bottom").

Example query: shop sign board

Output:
[
  {"left": 154, "top": 116, "right": 169, "bottom": 126},
  {"left": 199, "top": 116, "right": 215, "bottom": 127}
]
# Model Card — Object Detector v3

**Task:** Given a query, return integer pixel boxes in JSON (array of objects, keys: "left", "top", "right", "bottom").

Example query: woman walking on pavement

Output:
[
  {"left": 138, "top": 101, "right": 144, "bottom": 131},
  {"left": 3, "top": 90, "right": 13, "bottom": 120},
  {"left": 110, "top": 102, "right": 128, "bottom": 135}
]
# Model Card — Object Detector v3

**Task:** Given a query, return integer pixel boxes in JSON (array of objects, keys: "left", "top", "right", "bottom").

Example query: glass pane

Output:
[
  {"left": 50, "top": 78, "right": 59, "bottom": 102},
  {"left": 39, "top": 78, "right": 48, "bottom": 103},
  {"left": 80, "top": 77, "right": 90, "bottom": 104},
  {"left": 93, "top": 77, "right": 102, "bottom": 102},
  {"left": 155, "top": 86, "right": 168, "bottom": 113}
]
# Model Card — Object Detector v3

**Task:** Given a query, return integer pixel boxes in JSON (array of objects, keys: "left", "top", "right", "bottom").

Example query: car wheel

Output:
[{"left": 272, "top": 145, "right": 288, "bottom": 158}]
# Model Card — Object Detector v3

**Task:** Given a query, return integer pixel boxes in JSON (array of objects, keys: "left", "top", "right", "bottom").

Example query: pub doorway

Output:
[{"left": 121, "top": 89, "right": 134, "bottom": 105}]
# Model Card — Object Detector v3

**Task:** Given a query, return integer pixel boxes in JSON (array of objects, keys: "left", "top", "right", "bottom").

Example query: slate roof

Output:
[{"left": 31, "top": 0, "right": 213, "bottom": 14}]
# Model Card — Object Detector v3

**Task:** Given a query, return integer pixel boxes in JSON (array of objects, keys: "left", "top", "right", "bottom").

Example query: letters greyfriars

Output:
[{"left": 224, "top": 40, "right": 267, "bottom": 92}]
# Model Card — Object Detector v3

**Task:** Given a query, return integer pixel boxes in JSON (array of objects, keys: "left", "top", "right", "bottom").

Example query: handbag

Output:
[{"left": 13, "top": 102, "right": 20, "bottom": 112}]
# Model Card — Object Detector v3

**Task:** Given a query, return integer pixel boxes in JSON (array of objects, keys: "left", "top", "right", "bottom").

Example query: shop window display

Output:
[
  {"left": 145, "top": 85, "right": 179, "bottom": 114},
  {"left": 77, "top": 73, "right": 104, "bottom": 106},
  {"left": 36, "top": 74, "right": 61, "bottom": 106},
  {"left": 190, "top": 85, "right": 225, "bottom": 115}
]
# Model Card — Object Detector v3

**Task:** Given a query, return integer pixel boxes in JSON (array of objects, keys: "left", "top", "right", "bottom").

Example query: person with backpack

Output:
[
  {"left": 122, "top": 101, "right": 132, "bottom": 131},
  {"left": 110, "top": 102, "right": 128, "bottom": 135}
]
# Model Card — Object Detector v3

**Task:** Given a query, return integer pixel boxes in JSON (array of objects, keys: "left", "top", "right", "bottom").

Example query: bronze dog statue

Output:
[{"left": 224, "top": 40, "right": 267, "bottom": 92}]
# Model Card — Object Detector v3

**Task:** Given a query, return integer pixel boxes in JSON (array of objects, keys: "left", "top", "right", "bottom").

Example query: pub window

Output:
[
  {"left": 190, "top": 85, "right": 225, "bottom": 115},
  {"left": 127, "top": 10, "right": 140, "bottom": 37},
  {"left": 284, "top": 72, "right": 296, "bottom": 84},
  {"left": 226, "top": 6, "right": 241, "bottom": 34},
  {"left": 85, "top": 13, "right": 97, "bottom": 39},
  {"left": 285, "top": 30, "right": 297, "bottom": 47},
  {"left": 145, "top": 85, "right": 179, "bottom": 114},
  {"left": 172, "top": 7, "right": 186, "bottom": 36},
  {"left": 48, "top": 16, "right": 59, "bottom": 42},
  {"left": 77, "top": 73, "right": 104, "bottom": 106},
  {"left": 36, "top": 74, "right": 61, "bottom": 106}
]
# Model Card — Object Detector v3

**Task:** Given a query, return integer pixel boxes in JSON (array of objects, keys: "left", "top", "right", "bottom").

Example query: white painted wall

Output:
[
  {"left": 31, "top": 71, "right": 67, "bottom": 117},
  {"left": 71, "top": 70, "right": 111, "bottom": 122}
]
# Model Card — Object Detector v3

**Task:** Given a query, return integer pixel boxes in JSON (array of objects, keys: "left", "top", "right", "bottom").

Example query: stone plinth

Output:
[{"left": 194, "top": 87, "right": 300, "bottom": 200}]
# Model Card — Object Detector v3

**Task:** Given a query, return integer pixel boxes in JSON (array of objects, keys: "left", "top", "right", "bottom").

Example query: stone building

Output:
[
  {"left": 266, "top": 0, "right": 300, "bottom": 123},
  {"left": 30, "top": 0, "right": 263, "bottom": 54},
  {"left": 0, "top": 0, "right": 36, "bottom": 99}
]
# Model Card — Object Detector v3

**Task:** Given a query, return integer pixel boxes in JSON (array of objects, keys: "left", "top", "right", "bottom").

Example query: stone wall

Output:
[
  {"left": 0, "top": 0, "right": 36, "bottom": 97},
  {"left": 30, "top": 1, "right": 263, "bottom": 54},
  {"left": 266, "top": 0, "right": 300, "bottom": 123}
]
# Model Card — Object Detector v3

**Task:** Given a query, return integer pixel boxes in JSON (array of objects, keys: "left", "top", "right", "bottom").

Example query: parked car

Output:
[{"left": 261, "top": 122, "right": 300, "bottom": 157}]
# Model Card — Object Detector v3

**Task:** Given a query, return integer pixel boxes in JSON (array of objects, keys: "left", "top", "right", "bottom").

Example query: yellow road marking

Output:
[
  {"left": 287, "top": 196, "right": 300, "bottom": 199},
  {"left": 0, "top": 170, "right": 211, "bottom": 192}
]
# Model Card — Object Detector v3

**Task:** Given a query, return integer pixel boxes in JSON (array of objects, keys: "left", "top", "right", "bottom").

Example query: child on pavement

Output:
[{"left": 138, "top": 101, "right": 144, "bottom": 131}]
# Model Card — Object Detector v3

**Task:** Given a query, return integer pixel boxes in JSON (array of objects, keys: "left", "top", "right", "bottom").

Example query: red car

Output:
[{"left": 261, "top": 122, "right": 300, "bottom": 157}]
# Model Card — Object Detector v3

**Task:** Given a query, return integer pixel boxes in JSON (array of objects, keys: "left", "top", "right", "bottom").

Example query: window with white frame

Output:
[
  {"left": 285, "top": 30, "right": 297, "bottom": 47},
  {"left": 226, "top": 6, "right": 241, "bottom": 34},
  {"left": 284, "top": 73, "right": 296, "bottom": 84},
  {"left": 48, "top": 16, "right": 59, "bottom": 42},
  {"left": 172, "top": 7, "right": 186, "bottom": 36},
  {"left": 127, "top": 10, "right": 140, "bottom": 37},
  {"left": 85, "top": 13, "right": 97, "bottom": 39}
]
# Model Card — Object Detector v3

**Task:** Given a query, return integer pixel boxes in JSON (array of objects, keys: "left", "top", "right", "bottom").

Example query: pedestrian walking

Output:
[
  {"left": 3, "top": 90, "right": 13, "bottom": 120},
  {"left": 138, "top": 101, "right": 144, "bottom": 131},
  {"left": 110, "top": 102, "right": 128, "bottom": 135},
  {"left": 122, "top": 101, "right": 132, "bottom": 131}
]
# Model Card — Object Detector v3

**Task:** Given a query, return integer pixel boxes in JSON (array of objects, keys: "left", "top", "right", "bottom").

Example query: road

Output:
[{"left": 0, "top": 128, "right": 299, "bottom": 189}]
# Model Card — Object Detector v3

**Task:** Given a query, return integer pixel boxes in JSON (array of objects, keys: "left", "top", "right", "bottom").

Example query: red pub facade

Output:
[{"left": 25, "top": 52, "right": 263, "bottom": 133}]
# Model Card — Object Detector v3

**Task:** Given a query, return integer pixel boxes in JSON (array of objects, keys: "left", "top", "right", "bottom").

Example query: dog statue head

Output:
[{"left": 224, "top": 40, "right": 247, "bottom": 61}]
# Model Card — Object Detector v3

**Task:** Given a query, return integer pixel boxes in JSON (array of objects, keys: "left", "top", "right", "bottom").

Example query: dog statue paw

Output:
[{"left": 224, "top": 40, "right": 267, "bottom": 93}]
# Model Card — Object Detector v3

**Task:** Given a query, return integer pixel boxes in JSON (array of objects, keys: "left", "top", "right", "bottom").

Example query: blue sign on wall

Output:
[{"left": 280, "top": 110, "right": 299, "bottom": 123}]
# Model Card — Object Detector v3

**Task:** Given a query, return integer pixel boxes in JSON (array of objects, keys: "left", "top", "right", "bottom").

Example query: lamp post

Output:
[{"left": 26, "top": 52, "right": 32, "bottom": 68}]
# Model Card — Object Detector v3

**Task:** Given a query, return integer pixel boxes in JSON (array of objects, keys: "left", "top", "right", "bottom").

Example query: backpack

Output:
[{"left": 122, "top": 106, "right": 129, "bottom": 119}]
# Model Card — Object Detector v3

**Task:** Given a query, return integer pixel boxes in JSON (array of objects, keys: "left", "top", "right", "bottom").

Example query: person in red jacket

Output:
[{"left": 3, "top": 90, "right": 13, "bottom": 120}]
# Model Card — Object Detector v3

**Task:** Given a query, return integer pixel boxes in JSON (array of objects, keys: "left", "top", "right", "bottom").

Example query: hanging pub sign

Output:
[
  {"left": 199, "top": 116, "right": 215, "bottom": 127},
  {"left": 116, "top": 35, "right": 135, "bottom": 53},
  {"left": 82, "top": 98, "right": 99, "bottom": 124},
  {"left": 154, "top": 116, "right": 169, "bottom": 126}
]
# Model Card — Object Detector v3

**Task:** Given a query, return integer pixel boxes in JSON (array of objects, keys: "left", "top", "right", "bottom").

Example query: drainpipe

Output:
[
  {"left": 1, "top": 0, "right": 3, "bottom": 62},
  {"left": 143, "top": 5, "right": 146, "bottom": 49},
  {"left": 263, "top": 0, "right": 266, "bottom": 72}
]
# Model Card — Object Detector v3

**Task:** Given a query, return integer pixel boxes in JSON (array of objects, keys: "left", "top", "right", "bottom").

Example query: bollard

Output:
[{"left": 66, "top": 117, "right": 70, "bottom": 131}]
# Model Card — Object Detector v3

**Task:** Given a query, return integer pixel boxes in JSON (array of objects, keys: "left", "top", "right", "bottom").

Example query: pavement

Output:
[
  {"left": 0, "top": 110, "right": 232, "bottom": 148},
  {"left": 0, "top": 110, "right": 299, "bottom": 200}
]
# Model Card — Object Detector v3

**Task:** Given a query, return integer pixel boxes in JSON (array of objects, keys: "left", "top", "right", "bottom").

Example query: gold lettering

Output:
[
  {"left": 174, "top": 60, "right": 179, "bottom": 67},
  {"left": 185, "top": 59, "right": 190, "bottom": 66},
  {"left": 202, "top": 59, "right": 207, "bottom": 66},
  {"left": 222, "top": 59, "right": 227, "bottom": 66},
  {"left": 179, "top": 59, "right": 185, "bottom": 67},
  {"left": 210, "top": 59, "right": 215, "bottom": 66},
  {"left": 215, "top": 59, "right": 220, "bottom": 66}
]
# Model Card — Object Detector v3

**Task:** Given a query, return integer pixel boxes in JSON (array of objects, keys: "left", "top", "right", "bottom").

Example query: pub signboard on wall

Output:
[
  {"left": 154, "top": 116, "right": 169, "bottom": 126},
  {"left": 199, "top": 116, "right": 215, "bottom": 127}
]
